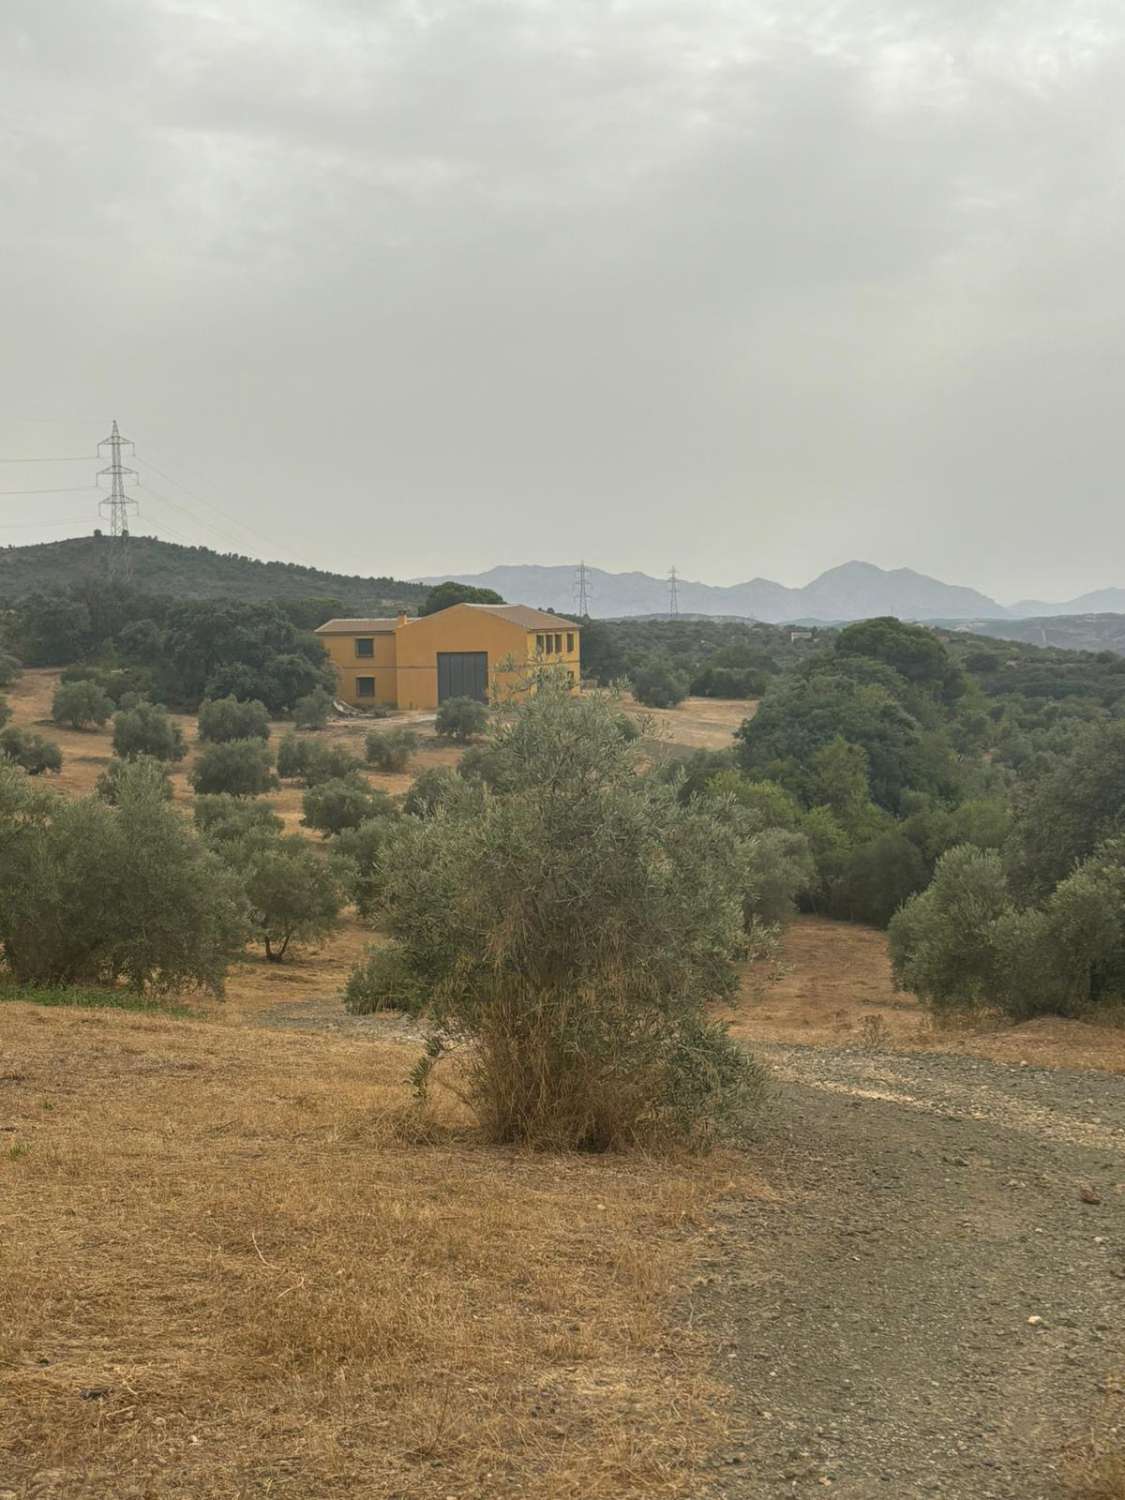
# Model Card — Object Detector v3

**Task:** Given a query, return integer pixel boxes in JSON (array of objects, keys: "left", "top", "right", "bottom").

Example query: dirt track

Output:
[{"left": 707, "top": 1045, "right": 1125, "bottom": 1499}]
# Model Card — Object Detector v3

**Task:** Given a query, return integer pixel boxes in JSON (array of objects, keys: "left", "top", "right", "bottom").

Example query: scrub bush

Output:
[
  {"left": 351, "top": 687, "right": 765, "bottom": 1150},
  {"left": 435, "top": 696, "right": 488, "bottom": 742}
]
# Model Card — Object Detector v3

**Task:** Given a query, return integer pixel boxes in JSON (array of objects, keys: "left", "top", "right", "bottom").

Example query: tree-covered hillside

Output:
[{"left": 0, "top": 535, "right": 425, "bottom": 613}]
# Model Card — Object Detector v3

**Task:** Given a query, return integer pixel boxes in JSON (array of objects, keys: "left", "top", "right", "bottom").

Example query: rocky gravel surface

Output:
[{"left": 706, "top": 1044, "right": 1125, "bottom": 1499}]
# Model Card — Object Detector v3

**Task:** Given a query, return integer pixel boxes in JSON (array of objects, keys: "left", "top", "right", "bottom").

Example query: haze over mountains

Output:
[{"left": 420, "top": 561, "right": 1125, "bottom": 624}]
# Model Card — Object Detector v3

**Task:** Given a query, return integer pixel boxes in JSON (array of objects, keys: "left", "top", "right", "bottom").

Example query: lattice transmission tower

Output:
[
  {"left": 96, "top": 419, "right": 139, "bottom": 536},
  {"left": 573, "top": 559, "right": 592, "bottom": 617},
  {"left": 668, "top": 565, "right": 680, "bottom": 618}
]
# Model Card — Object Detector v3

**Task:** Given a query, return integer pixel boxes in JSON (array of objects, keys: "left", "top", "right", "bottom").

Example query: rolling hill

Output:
[{"left": 0, "top": 535, "right": 426, "bottom": 612}]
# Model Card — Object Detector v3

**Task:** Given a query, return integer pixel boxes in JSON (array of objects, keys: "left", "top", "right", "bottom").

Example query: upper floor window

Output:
[
  {"left": 355, "top": 638, "right": 374, "bottom": 658},
  {"left": 566, "top": 632, "right": 575, "bottom": 653},
  {"left": 536, "top": 633, "right": 546, "bottom": 654}
]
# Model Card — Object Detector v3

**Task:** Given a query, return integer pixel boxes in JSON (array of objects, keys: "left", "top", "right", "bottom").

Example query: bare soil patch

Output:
[{"left": 619, "top": 693, "right": 756, "bottom": 752}]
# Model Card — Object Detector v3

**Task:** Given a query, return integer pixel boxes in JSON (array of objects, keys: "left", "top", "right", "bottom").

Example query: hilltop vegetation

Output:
[{"left": 0, "top": 534, "right": 425, "bottom": 612}]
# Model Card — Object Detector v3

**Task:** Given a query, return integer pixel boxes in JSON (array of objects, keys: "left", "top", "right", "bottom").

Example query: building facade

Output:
[{"left": 315, "top": 602, "right": 581, "bottom": 711}]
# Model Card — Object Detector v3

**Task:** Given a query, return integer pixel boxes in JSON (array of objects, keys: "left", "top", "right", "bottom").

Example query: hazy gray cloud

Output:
[{"left": 3, "top": 0, "right": 1125, "bottom": 599}]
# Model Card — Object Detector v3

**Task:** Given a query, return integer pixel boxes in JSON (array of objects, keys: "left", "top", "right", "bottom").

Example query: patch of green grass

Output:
[{"left": 0, "top": 983, "right": 194, "bottom": 1018}]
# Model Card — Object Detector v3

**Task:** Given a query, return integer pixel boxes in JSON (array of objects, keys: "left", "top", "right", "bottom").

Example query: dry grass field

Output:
[
  {"left": 729, "top": 914, "right": 1125, "bottom": 1075},
  {"left": 0, "top": 1003, "right": 761, "bottom": 1499}
]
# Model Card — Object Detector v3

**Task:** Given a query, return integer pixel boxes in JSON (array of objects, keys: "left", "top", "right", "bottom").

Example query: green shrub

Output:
[
  {"left": 435, "top": 696, "right": 488, "bottom": 742},
  {"left": 197, "top": 695, "right": 270, "bottom": 743},
  {"left": 112, "top": 701, "right": 186, "bottom": 763},
  {"left": 333, "top": 813, "right": 399, "bottom": 916},
  {"left": 96, "top": 755, "right": 173, "bottom": 805},
  {"left": 365, "top": 727, "right": 417, "bottom": 773},
  {"left": 0, "top": 763, "right": 246, "bottom": 993},
  {"left": 277, "top": 733, "right": 363, "bottom": 785},
  {"left": 190, "top": 739, "right": 278, "bottom": 796},
  {"left": 630, "top": 658, "right": 689, "bottom": 709},
  {"left": 831, "top": 830, "right": 929, "bottom": 928},
  {"left": 293, "top": 688, "right": 334, "bottom": 730},
  {"left": 302, "top": 776, "right": 393, "bottom": 836},
  {"left": 741, "top": 826, "right": 816, "bottom": 926},
  {"left": 51, "top": 679, "right": 112, "bottom": 730},
  {"left": 889, "top": 846, "right": 1015, "bottom": 1013},
  {"left": 358, "top": 686, "right": 765, "bottom": 1150},
  {"left": 402, "top": 765, "right": 464, "bottom": 818},
  {"left": 0, "top": 727, "right": 62, "bottom": 775},
  {"left": 193, "top": 793, "right": 283, "bottom": 846},
  {"left": 344, "top": 946, "right": 424, "bottom": 1013},
  {"left": 0, "top": 653, "right": 22, "bottom": 690}
]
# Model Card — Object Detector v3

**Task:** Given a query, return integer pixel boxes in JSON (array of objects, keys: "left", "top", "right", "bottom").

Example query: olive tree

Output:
[
  {"left": 228, "top": 832, "right": 345, "bottom": 961},
  {"left": 193, "top": 793, "right": 284, "bottom": 846},
  {"left": 293, "top": 688, "right": 334, "bottom": 730},
  {"left": 365, "top": 727, "right": 417, "bottom": 772},
  {"left": 190, "top": 739, "right": 278, "bottom": 796},
  {"left": 0, "top": 726, "right": 62, "bottom": 775},
  {"left": 0, "top": 762, "right": 246, "bottom": 993},
  {"left": 349, "top": 687, "right": 765, "bottom": 1150},
  {"left": 112, "top": 702, "right": 186, "bottom": 763},
  {"left": 52, "top": 679, "right": 113, "bottom": 730},
  {"left": 96, "top": 754, "right": 173, "bottom": 805},
  {"left": 197, "top": 695, "right": 270, "bottom": 743},
  {"left": 302, "top": 775, "right": 393, "bottom": 836}
]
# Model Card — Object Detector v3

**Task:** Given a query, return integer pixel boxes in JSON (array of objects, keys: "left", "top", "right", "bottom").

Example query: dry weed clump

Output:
[{"left": 0, "top": 1004, "right": 760, "bottom": 1499}]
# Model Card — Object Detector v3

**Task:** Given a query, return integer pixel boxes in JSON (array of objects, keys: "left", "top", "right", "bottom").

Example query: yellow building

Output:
[{"left": 315, "top": 603, "right": 581, "bottom": 711}]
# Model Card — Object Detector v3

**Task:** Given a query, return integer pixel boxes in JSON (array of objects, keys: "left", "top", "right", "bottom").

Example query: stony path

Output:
[{"left": 707, "top": 1045, "right": 1125, "bottom": 1499}]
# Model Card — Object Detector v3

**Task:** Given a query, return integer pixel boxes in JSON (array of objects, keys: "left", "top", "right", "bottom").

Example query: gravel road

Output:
[{"left": 707, "top": 1044, "right": 1125, "bottom": 1499}]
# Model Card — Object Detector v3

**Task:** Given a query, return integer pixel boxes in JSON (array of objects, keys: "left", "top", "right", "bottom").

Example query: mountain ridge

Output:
[{"left": 418, "top": 559, "right": 1092, "bottom": 623}]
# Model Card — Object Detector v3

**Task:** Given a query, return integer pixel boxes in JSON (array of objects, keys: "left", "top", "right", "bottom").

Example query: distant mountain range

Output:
[{"left": 419, "top": 560, "right": 1125, "bottom": 624}]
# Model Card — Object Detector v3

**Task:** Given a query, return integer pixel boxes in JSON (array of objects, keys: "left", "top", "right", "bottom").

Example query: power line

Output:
[
  {"left": 0, "top": 454, "right": 95, "bottom": 463},
  {"left": 0, "top": 486, "right": 99, "bottom": 498},
  {"left": 133, "top": 455, "right": 266, "bottom": 553},
  {"left": 0, "top": 517, "right": 94, "bottom": 529}
]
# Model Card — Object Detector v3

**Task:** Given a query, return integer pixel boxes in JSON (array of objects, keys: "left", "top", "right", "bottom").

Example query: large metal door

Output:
[{"left": 437, "top": 651, "right": 488, "bottom": 704}]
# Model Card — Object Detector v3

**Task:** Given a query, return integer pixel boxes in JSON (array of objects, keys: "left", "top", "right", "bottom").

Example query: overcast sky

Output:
[{"left": 2, "top": 1, "right": 1124, "bottom": 601}]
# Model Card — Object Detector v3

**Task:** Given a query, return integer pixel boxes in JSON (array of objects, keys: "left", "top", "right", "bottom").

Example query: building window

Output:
[
  {"left": 355, "top": 638, "right": 374, "bottom": 658},
  {"left": 356, "top": 677, "right": 375, "bottom": 698},
  {"left": 536, "top": 633, "right": 545, "bottom": 654},
  {"left": 566, "top": 632, "right": 575, "bottom": 653},
  {"left": 554, "top": 633, "right": 562, "bottom": 654}
]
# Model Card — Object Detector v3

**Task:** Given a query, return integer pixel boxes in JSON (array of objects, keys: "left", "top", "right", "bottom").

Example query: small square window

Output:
[
  {"left": 356, "top": 677, "right": 375, "bottom": 698},
  {"left": 355, "top": 638, "right": 374, "bottom": 658}
]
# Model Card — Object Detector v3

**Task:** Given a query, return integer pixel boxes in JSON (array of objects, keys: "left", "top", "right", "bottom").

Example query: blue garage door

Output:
[{"left": 437, "top": 651, "right": 488, "bottom": 704}]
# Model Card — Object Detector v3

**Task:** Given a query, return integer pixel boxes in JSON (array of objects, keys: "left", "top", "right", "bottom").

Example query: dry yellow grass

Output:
[
  {"left": 0, "top": 1004, "right": 763, "bottom": 1499},
  {"left": 727, "top": 915, "right": 1125, "bottom": 1074},
  {"left": 618, "top": 693, "right": 756, "bottom": 751}
]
